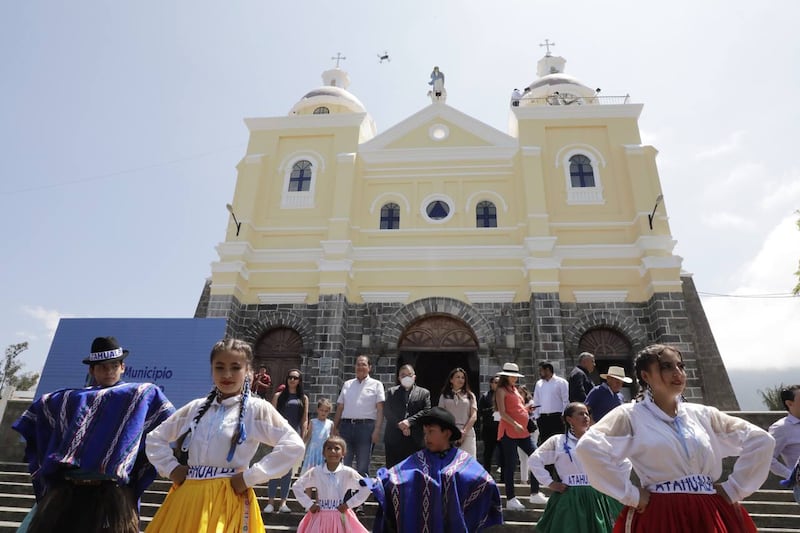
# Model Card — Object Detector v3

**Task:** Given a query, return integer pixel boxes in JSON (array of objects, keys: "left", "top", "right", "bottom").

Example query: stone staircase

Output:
[{"left": 0, "top": 462, "right": 797, "bottom": 532}]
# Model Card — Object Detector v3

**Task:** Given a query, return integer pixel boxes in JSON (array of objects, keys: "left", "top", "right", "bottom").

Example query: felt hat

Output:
[
  {"left": 418, "top": 406, "right": 462, "bottom": 441},
  {"left": 496, "top": 362, "right": 524, "bottom": 378},
  {"left": 82, "top": 336, "right": 129, "bottom": 365},
  {"left": 600, "top": 365, "right": 633, "bottom": 384}
]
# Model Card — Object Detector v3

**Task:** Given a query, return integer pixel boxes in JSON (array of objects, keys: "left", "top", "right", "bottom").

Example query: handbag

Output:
[{"left": 526, "top": 417, "right": 537, "bottom": 433}]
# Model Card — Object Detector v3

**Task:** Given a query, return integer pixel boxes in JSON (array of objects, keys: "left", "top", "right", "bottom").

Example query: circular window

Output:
[
  {"left": 313, "top": 106, "right": 330, "bottom": 114},
  {"left": 429, "top": 123, "right": 449, "bottom": 141},
  {"left": 421, "top": 194, "right": 454, "bottom": 223}
]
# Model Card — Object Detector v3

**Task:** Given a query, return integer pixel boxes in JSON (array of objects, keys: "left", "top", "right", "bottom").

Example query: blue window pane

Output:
[
  {"left": 380, "top": 203, "right": 400, "bottom": 229},
  {"left": 476, "top": 201, "right": 497, "bottom": 228},
  {"left": 289, "top": 160, "right": 313, "bottom": 192},
  {"left": 569, "top": 155, "right": 595, "bottom": 188},
  {"left": 426, "top": 201, "right": 450, "bottom": 220}
]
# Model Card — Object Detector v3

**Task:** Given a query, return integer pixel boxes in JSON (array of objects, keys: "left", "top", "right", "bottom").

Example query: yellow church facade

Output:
[{"left": 199, "top": 54, "right": 737, "bottom": 409}]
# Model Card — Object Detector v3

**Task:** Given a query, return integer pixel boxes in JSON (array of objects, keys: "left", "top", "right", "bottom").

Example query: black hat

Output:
[
  {"left": 82, "top": 336, "right": 130, "bottom": 365},
  {"left": 418, "top": 406, "right": 462, "bottom": 441}
]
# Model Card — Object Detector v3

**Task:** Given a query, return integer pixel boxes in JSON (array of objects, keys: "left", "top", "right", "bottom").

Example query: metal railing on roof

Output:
[{"left": 515, "top": 94, "right": 631, "bottom": 106}]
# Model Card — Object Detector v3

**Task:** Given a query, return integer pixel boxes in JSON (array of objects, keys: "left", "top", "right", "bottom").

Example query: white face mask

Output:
[{"left": 400, "top": 376, "right": 415, "bottom": 389}]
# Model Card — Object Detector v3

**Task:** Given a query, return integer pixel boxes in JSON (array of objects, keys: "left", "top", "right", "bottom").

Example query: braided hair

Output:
[
  {"left": 633, "top": 344, "right": 683, "bottom": 401},
  {"left": 180, "top": 338, "right": 254, "bottom": 462}
]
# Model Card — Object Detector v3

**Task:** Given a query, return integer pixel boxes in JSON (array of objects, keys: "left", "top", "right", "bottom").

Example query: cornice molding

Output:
[{"left": 514, "top": 103, "right": 643, "bottom": 120}]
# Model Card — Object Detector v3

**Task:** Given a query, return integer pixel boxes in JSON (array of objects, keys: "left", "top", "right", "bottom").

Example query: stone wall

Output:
[
  {"left": 200, "top": 288, "right": 735, "bottom": 408},
  {"left": 0, "top": 399, "right": 30, "bottom": 462}
]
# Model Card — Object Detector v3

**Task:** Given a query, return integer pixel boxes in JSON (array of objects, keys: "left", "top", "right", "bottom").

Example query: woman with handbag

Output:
[{"left": 495, "top": 362, "right": 549, "bottom": 510}]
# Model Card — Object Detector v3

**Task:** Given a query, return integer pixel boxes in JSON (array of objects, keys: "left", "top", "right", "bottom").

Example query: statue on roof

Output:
[{"left": 427, "top": 66, "right": 447, "bottom": 103}]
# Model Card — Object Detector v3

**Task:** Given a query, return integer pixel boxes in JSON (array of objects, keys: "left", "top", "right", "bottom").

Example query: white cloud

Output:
[
  {"left": 759, "top": 170, "right": 800, "bottom": 210},
  {"left": 21, "top": 305, "right": 73, "bottom": 341},
  {"left": 700, "top": 211, "right": 757, "bottom": 231},
  {"left": 694, "top": 130, "right": 746, "bottom": 160},
  {"left": 14, "top": 331, "right": 38, "bottom": 341},
  {"left": 703, "top": 215, "right": 800, "bottom": 369}
]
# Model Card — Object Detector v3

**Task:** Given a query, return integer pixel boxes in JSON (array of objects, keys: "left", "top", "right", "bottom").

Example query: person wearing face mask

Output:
[{"left": 383, "top": 364, "right": 432, "bottom": 467}]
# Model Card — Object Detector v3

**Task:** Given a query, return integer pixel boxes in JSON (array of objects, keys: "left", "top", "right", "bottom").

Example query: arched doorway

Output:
[
  {"left": 254, "top": 327, "right": 304, "bottom": 397},
  {"left": 397, "top": 314, "right": 479, "bottom": 406},
  {"left": 579, "top": 327, "right": 634, "bottom": 400}
]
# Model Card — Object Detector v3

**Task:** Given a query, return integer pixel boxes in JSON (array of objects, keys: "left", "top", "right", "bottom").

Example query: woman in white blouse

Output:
[
  {"left": 574, "top": 344, "right": 775, "bottom": 533},
  {"left": 438, "top": 367, "right": 478, "bottom": 456},
  {"left": 528, "top": 402, "right": 624, "bottom": 532}
]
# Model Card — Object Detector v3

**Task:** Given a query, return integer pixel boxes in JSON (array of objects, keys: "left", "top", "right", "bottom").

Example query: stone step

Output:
[{"left": 1, "top": 461, "right": 797, "bottom": 533}]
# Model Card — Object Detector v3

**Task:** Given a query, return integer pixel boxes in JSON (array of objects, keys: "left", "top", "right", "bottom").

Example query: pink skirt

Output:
[{"left": 296, "top": 509, "right": 368, "bottom": 533}]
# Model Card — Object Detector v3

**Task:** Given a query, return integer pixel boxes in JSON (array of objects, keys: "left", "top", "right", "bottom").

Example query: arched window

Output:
[
  {"left": 569, "top": 155, "right": 595, "bottom": 188},
  {"left": 476, "top": 201, "right": 497, "bottom": 228},
  {"left": 380, "top": 203, "right": 400, "bottom": 229},
  {"left": 288, "top": 160, "right": 313, "bottom": 192},
  {"left": 313, "top": 106, "right": 330, "bottom": 114}
]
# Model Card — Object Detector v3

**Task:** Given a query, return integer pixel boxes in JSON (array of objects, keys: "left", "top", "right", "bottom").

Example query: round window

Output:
[
  {"left": 429, "top": 123, "right": 449, "bottom": 141},
  {"left": 426, "top": 200, "right": 450, "bottom": 220}
]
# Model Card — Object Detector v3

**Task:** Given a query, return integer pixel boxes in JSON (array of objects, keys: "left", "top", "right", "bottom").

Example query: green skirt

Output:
[{"left": 535, "top": 485, "right": 623, "bottom": 533}]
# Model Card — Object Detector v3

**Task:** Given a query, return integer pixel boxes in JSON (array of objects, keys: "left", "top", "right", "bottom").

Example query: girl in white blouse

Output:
[
  {"left": 528, "top": 402, "right": 624, "bottom": 533},
  {"left": 145, "top": 339, "right": 305, "bottom": 532},
  {"left": 574, "top": 344, "right": 775, "bottom": 533},
  {"left": 292, "top": 436, "right": 370, "bottom": 532}
]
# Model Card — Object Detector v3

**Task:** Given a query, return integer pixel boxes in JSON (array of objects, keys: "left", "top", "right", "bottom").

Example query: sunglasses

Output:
[{"left": 288, "top": 375, "right": 301, "bottom": 381}]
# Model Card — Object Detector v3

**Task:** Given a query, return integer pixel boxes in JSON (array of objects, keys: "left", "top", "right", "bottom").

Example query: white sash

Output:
[
  {"left": 647, "top": 474, "right": 715, "bottom": 494},
  {"left": 186, "top": 465, "right": 238, "bottom": 480},
  {"left": 564, "top": 473, "right": 591, "bottom": 486}
]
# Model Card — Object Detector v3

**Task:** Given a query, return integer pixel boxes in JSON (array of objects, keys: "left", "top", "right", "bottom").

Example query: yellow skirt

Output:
[{"left": 146, "top": 478, "right": 264, "bottom": 533}]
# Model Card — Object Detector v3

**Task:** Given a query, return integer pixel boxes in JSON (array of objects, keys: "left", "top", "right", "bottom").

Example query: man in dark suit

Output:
[
  {"left": 568, "top": 351, "right": 595, "bottom": 402},
  {"left": 383, "top": 364, "right": 431, "bottom": 467}
]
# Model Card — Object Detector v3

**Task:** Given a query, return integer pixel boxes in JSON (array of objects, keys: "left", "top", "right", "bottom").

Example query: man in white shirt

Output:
[
  {"left": 532, "top": 361, "right": 569, "bottom": 445},
  {"left": 333, "top": 354, "right": 386, "bottom": 479},
  {"left": 769, "top": 384, "right": 800, "bottom": 502}
]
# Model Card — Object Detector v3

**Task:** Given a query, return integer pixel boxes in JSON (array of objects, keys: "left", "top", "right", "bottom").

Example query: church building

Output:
[{"left": 196, "top": 51, "right": 738, "bottom": 409}]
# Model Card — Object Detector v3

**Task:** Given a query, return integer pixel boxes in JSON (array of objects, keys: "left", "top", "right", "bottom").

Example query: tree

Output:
[
  {"left": 1, "top": 342, "right": 40, "bottom": 394},
  {"left": 757, "top": 383, "right": 787, "bottom": 411}
]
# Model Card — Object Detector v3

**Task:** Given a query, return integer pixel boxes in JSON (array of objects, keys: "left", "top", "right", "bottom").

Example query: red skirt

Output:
[{"left": 613, "top": 493, "right": 757, "bottom": 533}]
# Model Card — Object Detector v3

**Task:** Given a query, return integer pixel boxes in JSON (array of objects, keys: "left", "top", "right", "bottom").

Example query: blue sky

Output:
[{"left": 2, "top": 1, "right": 799, "bottom": 408}]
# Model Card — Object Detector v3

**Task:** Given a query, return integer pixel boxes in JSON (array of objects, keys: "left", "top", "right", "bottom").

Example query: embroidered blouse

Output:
[
  {"left": 146, "top": 394, "right": 305, "bottom": 489},
  {"left": 291, "top": 463, "right": 370, "bottom": 511},
  {"left": 528, "top": 432, "right": 631, "bottom": 488},
  {"left": 574, "top": 397, "right": 775, "bottom": 507}
]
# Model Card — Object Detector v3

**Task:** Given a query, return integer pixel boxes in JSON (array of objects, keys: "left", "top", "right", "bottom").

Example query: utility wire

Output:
[
  {"left": 698, "top": 291, "right": 798, "bottom": 299},
  {"left": 0, "top": 144, "right": 245, "bottom": 196}
]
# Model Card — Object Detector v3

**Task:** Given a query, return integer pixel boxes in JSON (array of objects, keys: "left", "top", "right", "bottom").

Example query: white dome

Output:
[
  {"left": 520, "top": 55, "right": 599, "bottom": 106},
  {"left": 525, "top": 73, "right": 596, "bottom": 99},
  {"left": 289, "top": 68, "right": 367, "bottom": 115}
]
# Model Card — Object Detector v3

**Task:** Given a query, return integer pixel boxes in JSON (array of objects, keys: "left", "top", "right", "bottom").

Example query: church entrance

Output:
[
  {"left": 397, "top": 314, "right": 480, "bottom": 406},
  {"left": 254, "top": 327, "right": 304, "bottom": 397},
  {"left": 579, "top": 327, "right": 634, "bottom": 400}
]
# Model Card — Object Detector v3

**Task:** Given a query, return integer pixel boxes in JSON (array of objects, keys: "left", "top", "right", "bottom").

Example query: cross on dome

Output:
[
  {"left": 331, "top": 52, "right": 347, "bottom": 68},
  {"left": 539, "top": 39, "right": 556, "bottom": 57}
]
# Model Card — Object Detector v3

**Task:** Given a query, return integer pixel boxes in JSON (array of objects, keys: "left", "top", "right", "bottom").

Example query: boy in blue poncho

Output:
[
  {"left": 363, "top": 406, "right": 502, "bottom": 532},
  {"left": 13, "top": 336, "right": 175, "bottom": 533}
]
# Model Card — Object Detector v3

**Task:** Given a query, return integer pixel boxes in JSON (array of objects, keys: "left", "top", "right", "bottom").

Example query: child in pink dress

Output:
[{"left": 292, "top": 436, "right": 370, "bottom": 533}]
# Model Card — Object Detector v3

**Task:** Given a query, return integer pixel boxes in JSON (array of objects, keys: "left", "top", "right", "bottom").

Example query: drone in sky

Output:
[{"left": 377, "top": 51, "right": 390, "bottom": 63}]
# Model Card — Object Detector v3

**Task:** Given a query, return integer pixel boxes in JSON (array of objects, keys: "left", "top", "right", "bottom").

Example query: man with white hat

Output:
[{"left": 584, "top": 365, "right": 632, "bottom": 422}]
